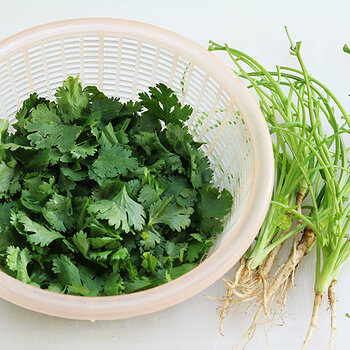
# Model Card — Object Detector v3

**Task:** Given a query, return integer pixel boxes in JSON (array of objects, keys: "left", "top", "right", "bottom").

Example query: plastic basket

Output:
[{"left": 0, "top": 18, "right": 274, "bottom": 320}]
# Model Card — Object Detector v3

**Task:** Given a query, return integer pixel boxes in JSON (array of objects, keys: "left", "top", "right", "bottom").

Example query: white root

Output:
[
  {"left": 276, "top": 188, "right": 306, "bottom": 321},
  {"left": 291, "top": 188, "right": 306, "bottom": 285},
  {"left": 266, "top": 190, "right": 305, "bottom": 309},
  {"left": 327, "top": 279, "right": 338, "bottom": 350},
  {"left": 301, "top": 293, "right": 323, "bottom": 350},
  {"left": 233, "top": 305, "right": 264, "bottom": 350},
  {"left": 261, "top": 239, "right": 285, "bottom": 276},
  {"left": 266, "top": 227, "right": 315, "bottom": 303},
  {"left": 259, "top": 265, "right": 269, "bottom": 314},
  {"left": 235, "top": 227, "right": 316, "bottom": 349},
  {"left": 279, "top": 272, "right": 293, "bottom": 323},
  {"left": 218, "top": 258, "right": 247, "bottom": 335},
  {"left": 260, "top": 238, "right": 287, "bottom": 315},
  {"left": 234, "top": 257, "right": 247, "bottom": 285},
  {"left": 218, "top": 191, "right": 309, "bottom": 342}
]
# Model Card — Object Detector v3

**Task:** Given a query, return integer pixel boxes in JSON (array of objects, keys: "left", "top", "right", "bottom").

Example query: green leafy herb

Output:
[{"left": 0, "top": 78, "right": 233, "bottom": 296}]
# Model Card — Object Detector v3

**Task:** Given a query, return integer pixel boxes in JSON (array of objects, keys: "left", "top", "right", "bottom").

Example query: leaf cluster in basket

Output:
[{"left": 0, "top": 76, "right": 233, "bottom": 296}]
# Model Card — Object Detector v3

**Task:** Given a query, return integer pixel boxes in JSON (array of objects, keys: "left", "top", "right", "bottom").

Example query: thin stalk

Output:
[{"left": 210, "top": 36, "right": 350, "bottom": 349}]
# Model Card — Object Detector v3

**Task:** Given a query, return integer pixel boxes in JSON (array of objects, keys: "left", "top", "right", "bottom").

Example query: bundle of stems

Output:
[{"left": 209, "top": 29, "right": 350, "bottom": 349}]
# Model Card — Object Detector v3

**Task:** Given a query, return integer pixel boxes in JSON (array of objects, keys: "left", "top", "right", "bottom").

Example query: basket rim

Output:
[{"left": 0, "top": 17, "right": 274, "bottom": 320}]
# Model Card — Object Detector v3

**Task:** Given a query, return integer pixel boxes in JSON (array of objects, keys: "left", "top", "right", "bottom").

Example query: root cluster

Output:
[
  {"left": 217, "top": 226, "right": 315, "bottom": 349},
  {"left": 216, "top": 186, "right": 338, "bottom": 350}
]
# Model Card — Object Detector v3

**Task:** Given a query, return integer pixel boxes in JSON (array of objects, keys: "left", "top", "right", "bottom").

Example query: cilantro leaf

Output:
[
  {"left": 186, "top": 239, "right": 213, "bottom": 263},
  {"left": 140, "top": 229, "right": 162, "bottom": 250},
  {"left": 70, "top": 141, "right": 97, "bottom": 159},
  {"left": 103, "top": 272, "right": 124, "bottom": 296},
  {"left": 21, "top": 174, "right": 55, "bottom": 212},
  {"left": 0, "top": 119, "right": 9, "bottom": 148},
  {"left": 123, "top": 278, "right": 152, "bottom": 293},
  {"left": 89, "top": 250, "right": 113, "bottom": 262},
  {"left": 198, "top": 186, "right": 233, "bottom": 219},
  {"left": 165, "top": 123, "right": 194, "bottom": 159},
  {"left": 148, "top": 197, "right": 194, "bottom": 231},
  {"left": 138, "top": 184, "right": 161, "bottom": 210},
  {"left": 186, "top": 241, "right": 203, "bottom": 262},
  {"left": 52, "top": 255, "right": 82, "bottom": 288},
  {"left": 0, "top": 202, "right": 12, "bottom": 230},
  {"left": 60, "top": 167, "right": 87, "bottom": 182},
  {"left": 13, "top": 93, "right": 50, "bottom": 133},
  {"left": 99, "top": 123, "right": 120, "bottom": 148},
  {"left": 141, "top": 252, "right": 158, "bottom": 274},
  {"left": 91, "top": 97, "right": 123, "bottom": 122},
  {"left": 6, "top": 246, "right": 32, "bottom": 283},
  {"left": 0, "top": 161, "right": 15, "bottom": 197},
  {"left": 55, "top": 76, "right": 89, "bottom": 122},
  {"left": 78, "top": 267, "right": 104, "bottom": 296},
  {"left": 42, "top": 194, "right": 74, "bottom": 232},
  {"left": 88, "top": 236, "right": 118, "bottom": 249},
  {"left": 89, "top": 186, "right": 146, "bottom": 233},
  {"left": 189, "top": 148, "right": 213, "bottom": 189},
  {"left": 14, "top": 211, "right": 64, "bottom": 247},
  {"left": 110, "top": 247, "right": 130, "bottom": 262},
  {"left": 24, "top": 104, "right": 82, "bottom": 152},
  {"left": 195, "top": 187, "right": 233, "bottom": 236},
  {"left": 139, "top": 83, "right": 192, "bottom": 126},
  {"left": 92, "top": 144, "right": 138, "bottom": 179},
  {"left": 73, "top": 230, "right": 90, "bottom": 257},
  {"left": 53, "top": 256, "right": 103, "bottom": 296},
  {"left": 133, "top": 131, "right": 169, "bottom": 157}
]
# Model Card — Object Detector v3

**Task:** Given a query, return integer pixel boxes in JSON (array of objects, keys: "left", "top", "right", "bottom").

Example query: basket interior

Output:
[{"left": 0, "top": 31, "right": 254, "bottom": 251}]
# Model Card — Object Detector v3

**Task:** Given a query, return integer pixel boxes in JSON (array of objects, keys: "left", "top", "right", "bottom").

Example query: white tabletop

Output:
[{"left": 1, "top": 1, "right": 350, "bottom": 349}]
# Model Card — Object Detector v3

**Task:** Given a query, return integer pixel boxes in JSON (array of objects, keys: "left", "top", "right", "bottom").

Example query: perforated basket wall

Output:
[{"left": 0, "top": 21, "right": 255, "bottom": 249}]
